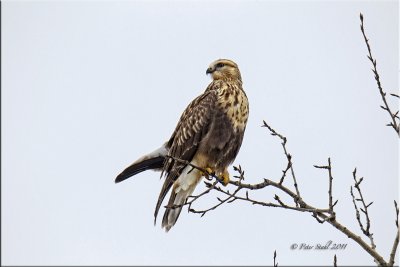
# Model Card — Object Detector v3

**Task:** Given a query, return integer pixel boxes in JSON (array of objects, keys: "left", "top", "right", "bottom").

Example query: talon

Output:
[
  {"left": 221, "top": 169, "right": 230, "bottom": 186},
  {"left": 205, "top": 167, "right": 214, "bottom": 175},
  {"left": 201, "top": 167, "right": 214, "bottom": 177}
]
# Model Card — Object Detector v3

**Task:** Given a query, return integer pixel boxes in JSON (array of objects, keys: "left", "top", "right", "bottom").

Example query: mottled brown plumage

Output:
[{"left": 115, "top": 59, "right": 249, "bottom": 232}]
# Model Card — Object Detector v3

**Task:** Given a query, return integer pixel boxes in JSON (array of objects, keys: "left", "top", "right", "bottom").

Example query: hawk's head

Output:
[{"left": 206, "top": 59, "right": 242, "bottom": 82}]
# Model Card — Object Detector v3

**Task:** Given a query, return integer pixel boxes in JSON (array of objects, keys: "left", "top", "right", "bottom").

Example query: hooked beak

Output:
[{"left": 206, "top": 67, "right": 214, "bottom": 75}]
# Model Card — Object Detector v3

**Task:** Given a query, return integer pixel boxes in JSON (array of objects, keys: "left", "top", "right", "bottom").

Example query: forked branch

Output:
[
  {"left": 350, "top": 168, "right": 376, "bottom": 249},
  {"left": 179, "top": 122, "right": 388, "bottom": 265}
]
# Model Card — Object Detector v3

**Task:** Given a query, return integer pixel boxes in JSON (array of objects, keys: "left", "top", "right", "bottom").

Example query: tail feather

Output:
[
  {"left": 115, "top": 143, "right": 168, "bottom": 183},
  {"left": 115, "top": 156, "right": 164, "bottom": 183},
  {"left": 161, "top": 189, "right": 186, "bottom": 232},
  {"left": 160, "top": 167, "right": 202, "bottom": 232}
]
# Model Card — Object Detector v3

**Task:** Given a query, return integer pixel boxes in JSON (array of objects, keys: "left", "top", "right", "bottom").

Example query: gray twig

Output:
[
  {"left": 314, "top": 158, "right": 336, "bottom": 219},
  {"left": 350, "top": 168, "right": 376, "bottom": 250},
  {"left": 273, "top": 250, "right": 278, "bottom": 267},
  {"left": 388, "top": 201, "right": 400, "bottom": 266},
  {"left": 262, "top": 120, "right": 301, "bottom": 206},
  {"left": 360, "top": 13, "right": 399, "bottom": 136}
]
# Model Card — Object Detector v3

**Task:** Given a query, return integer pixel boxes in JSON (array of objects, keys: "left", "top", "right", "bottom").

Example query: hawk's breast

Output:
[{"left": 217, "top": 83, "right": 249, "bottom": 132}]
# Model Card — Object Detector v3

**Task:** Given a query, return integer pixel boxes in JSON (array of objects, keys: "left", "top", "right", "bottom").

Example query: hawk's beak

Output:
[{"left": 206, "top": 67, "right": 214, "bottom": 75}]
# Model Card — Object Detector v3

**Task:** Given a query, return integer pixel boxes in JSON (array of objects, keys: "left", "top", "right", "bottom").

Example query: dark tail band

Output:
[{"left": 115, "top": 156, "right": 165, "bottom": 183}]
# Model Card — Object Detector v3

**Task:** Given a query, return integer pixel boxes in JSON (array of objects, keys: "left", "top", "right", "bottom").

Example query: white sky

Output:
[{"left": 2, "top": 0, "right": 399, "bottom": 265}]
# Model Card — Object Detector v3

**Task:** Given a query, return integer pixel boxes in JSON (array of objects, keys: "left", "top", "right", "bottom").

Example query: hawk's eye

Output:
[{"left": 216, "top": 63, "right": 225, "bottom": 69}]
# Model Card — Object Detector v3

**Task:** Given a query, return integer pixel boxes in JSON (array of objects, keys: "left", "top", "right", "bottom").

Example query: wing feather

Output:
[{"left": 154, "top": 90, "right": 217, "bottom": 221}]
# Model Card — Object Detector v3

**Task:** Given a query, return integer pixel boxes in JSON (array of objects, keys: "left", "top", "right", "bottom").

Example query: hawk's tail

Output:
[
  {"left": 115, "top": 144, "right": 167, "bottom": 183},
  {"left": 161, "top": 167, "right": 202, "bottom": 232},
  {"left": 161, "top": 189, "right": 192, "bottom": 232}
]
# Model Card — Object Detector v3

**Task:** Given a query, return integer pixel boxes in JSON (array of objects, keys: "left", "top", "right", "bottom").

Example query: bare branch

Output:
[
  {"left": 390, "top": 93, "right": 399, "bottom": 99},
  {"left": 314, "top": 158, "right": 336, "bottom": 218},
  {"left": 188, "top": 183, "right": 242, "bottom": 217},
  {"left": 395, "top": 200, "right": 399, "bottom": 228},
  {"left": 388, "top": 229, "right": 399, "bottom": 266},
  {"left": 388, "top": 201, "right": 400, "bottom": 266},
  {"left": 273, "top": 250, "right": 278, "bottom": 267},
  {"left": 233, "top": 165, "right": 387, "bottom": 265},
  {"left": 319, "top": 210, "right": 386, "bottom": 265},
  {"left": 166, "top": 113, "right": 393, "bottom": 265},
  {"left": 350, "top": 168, "right": 376, "bottom": 250},
  {"left": 389, "top": 229, "right": 399, "bottom": 266},
  {"left": 262, "top": 120, "right": 301, "bottom": 205},
  {"left": 360, "top": 13, "right": 400, "bottom": 136},
  {"left": 166, "top": 117, "right": 391, "bottom": 265},
  {"left": 279, "top": 160, "right": 291, "bottom": 185}
]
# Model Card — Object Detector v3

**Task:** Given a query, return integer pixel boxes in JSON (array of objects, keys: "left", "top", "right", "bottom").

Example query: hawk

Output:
[{"left": 115, "top": 59, "right": 249, "bottom": 231}]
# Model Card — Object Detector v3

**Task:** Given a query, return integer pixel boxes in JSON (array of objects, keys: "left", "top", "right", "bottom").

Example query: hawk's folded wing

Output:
[{"left": 154, "top": 89, "right": 217, "bottom": 221}]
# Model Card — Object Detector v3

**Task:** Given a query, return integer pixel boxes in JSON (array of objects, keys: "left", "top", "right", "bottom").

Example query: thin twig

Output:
[
  {"left": 390, "top": 93, "right": 399, "bottom": 99},
  {"left": 388, "top": 229, "right": 399, "bottom": 266},
  {"left": 279, "top": 161, "right": 291, "bottom": 185},
  {"left": 262, "top": 120, "right": 301, "bottom": 205},
  {"left": 350, "top": 168, "right": 376, "bottom": 250},
  {"left": 388, "top": 201, "right": 400, "bottom": 266},
  {"left": 314, "top": 158, "right": 336, "bottom": 219},
  {"left": 186, "top": 180, "right": 219, "bottom": 210},
  {"left": 395, "top": 200, "right": 399, "bottom": 228},
  {"left": 360, "top": 13, "right": 400, "bottom": 136},
  {"left": 273, "top": 250, "right": 278, "bottom": 267},
  {"left": 188, "top": 184, "right": 242, "bottom": 217}
]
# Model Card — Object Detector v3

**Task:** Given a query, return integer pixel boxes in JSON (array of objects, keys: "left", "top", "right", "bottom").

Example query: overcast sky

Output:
[{"left": 2, "top": 0, "right": 398, "bottom": 265}]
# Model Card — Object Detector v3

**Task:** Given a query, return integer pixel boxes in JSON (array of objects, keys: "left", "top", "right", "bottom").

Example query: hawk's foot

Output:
[
  {"left": 201, "top": 167, "right": 215, "bottom": 178},
  {"left": 220, "top": 169, "right": 230, "bottom": 186}
]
